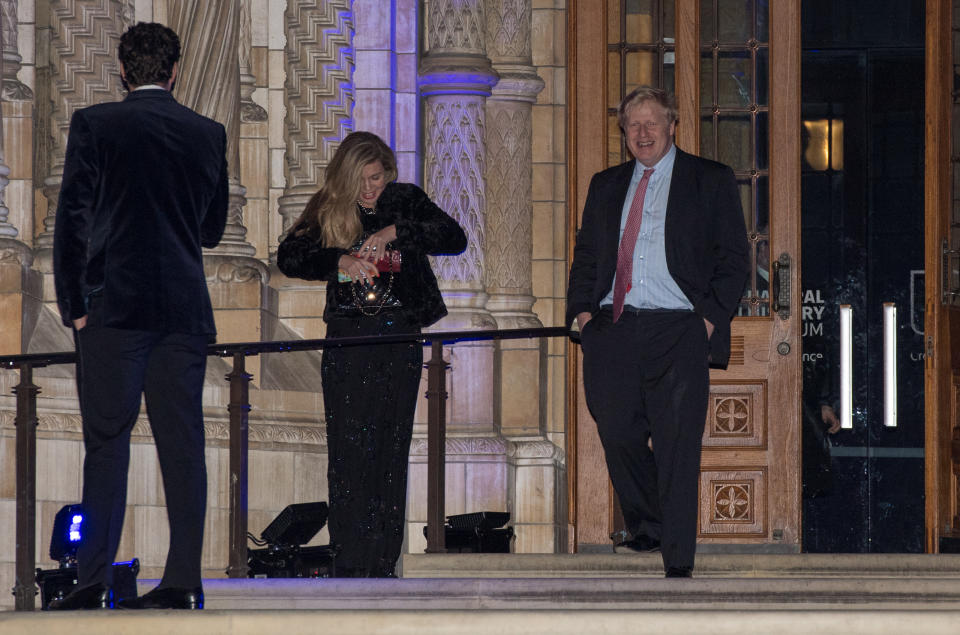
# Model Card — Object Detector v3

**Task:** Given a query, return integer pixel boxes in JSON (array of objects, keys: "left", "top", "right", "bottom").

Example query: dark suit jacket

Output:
[
  {"left": 54, "top": 89, "right": 228, "bottom": 336},
  {"left": 566, "top": 147, "right": 749, "bottom": 368}
]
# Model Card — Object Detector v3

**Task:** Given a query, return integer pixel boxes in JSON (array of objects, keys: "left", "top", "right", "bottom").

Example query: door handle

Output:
[
  {"left": 839, "top": 304, "right": 853, "bottom": 429},
  {"left": 883, "top": 302, "right": 897, "bottom": 427},
  {"left": 771, "top": 253, "right": 791, "bottom": 319}
]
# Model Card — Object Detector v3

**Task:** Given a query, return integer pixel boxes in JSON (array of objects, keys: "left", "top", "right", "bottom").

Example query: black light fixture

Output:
[
  {"left": 246, "top": 502, "right": 338, "bottom": 578},
  {"left": 36, "top": 504, "right": 140, "bottom": 610},
  {"left": 425, "top": 511, "right": 514, "bottom": 553}
]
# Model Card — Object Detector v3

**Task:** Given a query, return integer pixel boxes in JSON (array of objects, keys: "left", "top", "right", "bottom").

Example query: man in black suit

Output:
[
  {"left": 51, "top": 22, "right": 227, "bottom": 609},
  {"left": 567, "top": 86, "right": 748, "bottom": 577}
]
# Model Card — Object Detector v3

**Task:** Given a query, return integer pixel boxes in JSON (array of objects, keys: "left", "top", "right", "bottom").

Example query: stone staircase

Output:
[{"left": 2, "top": 554, "right": 959, "bottom": 634}]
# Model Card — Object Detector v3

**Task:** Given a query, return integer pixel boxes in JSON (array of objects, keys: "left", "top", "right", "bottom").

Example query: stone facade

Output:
[{"left": 0, "top": 0, "right": 567, "bottom": 607}]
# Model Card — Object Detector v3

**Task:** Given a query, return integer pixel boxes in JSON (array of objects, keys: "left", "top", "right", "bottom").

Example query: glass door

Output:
[{"left": 800, "top": 4, "right": 925, "bottom": 551}]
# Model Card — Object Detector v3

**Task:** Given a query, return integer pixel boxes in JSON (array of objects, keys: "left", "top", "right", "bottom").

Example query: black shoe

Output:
[
  {"left": 118, "top": 586, "right": 204, "bottom": 609},
  {"left": 613, "top": 535, "right": 661, "bottom": 553},
  {"left": 47, "top": 583, "right": 113, "bottom": 610},
  {"left": 665, "top": 566, "right": 693, "bottom": 578}
]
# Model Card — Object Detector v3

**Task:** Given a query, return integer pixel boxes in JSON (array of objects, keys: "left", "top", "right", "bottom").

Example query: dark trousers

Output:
[
  {"left": 75, "top": 326, "right": 208, "bottom": 589},
  {"left": 321, "top": 310, "right": 422, "bottom": 577},
  {"left": 580, "top": 308, "right": 709, "bottom": 570}
]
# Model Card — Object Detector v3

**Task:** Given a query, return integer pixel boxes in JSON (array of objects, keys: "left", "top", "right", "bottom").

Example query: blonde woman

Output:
[{"left": 277, "top": 131, "right": 466, "bottom": 577}]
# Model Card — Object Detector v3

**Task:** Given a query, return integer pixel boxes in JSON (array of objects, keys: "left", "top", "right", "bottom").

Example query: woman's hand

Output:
[
  {"left": 338, "top": 254, "right": 380, "bottom": 282},
  {"left": 358, "top": 225, "right": 398, "bottom": 262}
]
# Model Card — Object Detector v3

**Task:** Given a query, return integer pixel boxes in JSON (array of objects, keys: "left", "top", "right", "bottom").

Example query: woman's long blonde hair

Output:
[{"left": 292, "top": 131, "right": 398, "bottom": 248}]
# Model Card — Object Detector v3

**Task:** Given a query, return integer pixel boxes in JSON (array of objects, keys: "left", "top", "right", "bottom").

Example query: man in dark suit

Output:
[
  {"left": 567, "top": 86, "right": 749, "bottom": 577},
  {"left": 51, "top": 22, "right": 227, "bottom": 610}
]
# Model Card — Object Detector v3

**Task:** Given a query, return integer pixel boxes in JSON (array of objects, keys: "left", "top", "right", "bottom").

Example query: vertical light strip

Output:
[
  {"left": 883, "top": 302, "right": 898, "bottom": 427},
  {"left": 840, "top": 304, "right": 853, "bottom": 429}
]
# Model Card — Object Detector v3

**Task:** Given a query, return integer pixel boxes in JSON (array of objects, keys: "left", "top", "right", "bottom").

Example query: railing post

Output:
[
  {"left": 13, "top": 363, "right": 39, "bottom": 611},
  {"left": 226, "top": 352, "right": 251, "bottom": 578},
  {"left": 425, "top": 340, "right": 448, "bottom": 553}
]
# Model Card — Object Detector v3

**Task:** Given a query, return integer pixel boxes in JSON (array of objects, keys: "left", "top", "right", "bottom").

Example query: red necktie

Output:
[{"left": 612, "top": 168, "right": 654, "bottom": 322}]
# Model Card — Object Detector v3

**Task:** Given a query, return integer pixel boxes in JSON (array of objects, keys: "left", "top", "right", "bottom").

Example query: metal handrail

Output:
[{"left": 1, "top": 325, "right": 569, "bottom": 610}]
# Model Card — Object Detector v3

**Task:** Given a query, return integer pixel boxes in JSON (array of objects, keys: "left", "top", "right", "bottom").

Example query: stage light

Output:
[
  {"left": 49, "top": 504, "right": 84, "bottom": 565},
  {"left": 247, "top": 502, "right": 338, "bottom": 578},
  {"left": 37, "top": 504, "right": 140, "bottom": 609},
  {"left": 425, "top": 511, "right": 514, "bottom": 553}
]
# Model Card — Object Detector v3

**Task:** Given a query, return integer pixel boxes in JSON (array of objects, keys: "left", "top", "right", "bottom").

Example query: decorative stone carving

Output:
[
  {"left": 423, "top": 99, "right": 487, "bottom": 283},
  {"left": 0, "top": 19, "right": 11, "bottom": 240},
  {"left": 409, "top": 436, "right": 507, "bottom": 456},
  {"left": 0, "top": 409, "right": 326, "bottom": 446},
  {"left": 429, "top": 0, "right": 486, "bottom": 54},
  {"left": 1, "top": 0, "right": 34, "bottom": 100},
  {"left": 170, "top": 0, "right": 255, "bottom": 257},
  {"left": 203, "top": 254, "right": 270, "bottom": 284},
  {"left": 239, "top": 0, "right": 267, "bottom": 123},
  {"left": 36, "top": 0, "right": 131, "bottom": 254},
  {"left": 0, "top": 239, "right": 33, "bottom": 266},
  {"left": 277, "top": 0, "right": 354, "bottom": 235},
  {"left": 421, "top": 0, "right": 497, "bottom": 294},
  {"left": 507, "top": 439, "right": 563, "bottom": 462},
  {"left": 485, "top": 0, "right": 529, "bottom": 61}
]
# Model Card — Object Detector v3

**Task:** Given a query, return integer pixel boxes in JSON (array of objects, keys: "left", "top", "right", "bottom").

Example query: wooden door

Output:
[
  {"left": 924, "top": 0, "right": 960, "bottom": 553},
  {"left": 568, "top": 0, "right": 802, "bottom": 552}
]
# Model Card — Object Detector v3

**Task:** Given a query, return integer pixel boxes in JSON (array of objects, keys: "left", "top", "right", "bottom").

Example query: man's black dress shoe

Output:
[
  {"left": 613, "top": 535, "right": 661, "bottom": 553},
  {"left": 118, "top": 586, "right": 204, "bottom": 609},
  {"left": 47, "top": 583, "right": 113, "bottom": 610},
  {"left": 665, "top": 566, "right": 693, "bottom": 578}
]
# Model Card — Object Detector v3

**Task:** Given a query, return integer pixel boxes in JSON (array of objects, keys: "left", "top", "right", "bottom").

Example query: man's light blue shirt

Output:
[{"left": 600, "top": 144, "right": 693, "bottom": 311}]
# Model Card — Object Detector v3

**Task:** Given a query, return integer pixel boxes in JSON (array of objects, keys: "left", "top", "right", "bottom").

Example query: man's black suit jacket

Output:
[
  {"left": 566, "top": 147, "right": 749, "bottom": 368},
  {"left": 54, "top": 89, "right": 228, "bottom": 336}
]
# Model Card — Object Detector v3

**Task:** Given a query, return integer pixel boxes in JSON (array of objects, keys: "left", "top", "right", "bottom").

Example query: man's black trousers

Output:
[
  {"left": 580, "top": 307, "right": 709, "bottom": 571},
  {"left": 75, "top": 326, "right": 208, "bottom": 589}
]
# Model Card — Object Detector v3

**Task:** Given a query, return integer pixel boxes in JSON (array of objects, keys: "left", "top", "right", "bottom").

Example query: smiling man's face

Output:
[{"left": 623, "top": 99, "right": 676, "bottom": 167}]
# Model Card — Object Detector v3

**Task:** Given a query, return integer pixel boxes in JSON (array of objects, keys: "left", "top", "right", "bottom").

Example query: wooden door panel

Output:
[{"left": 568, "top": 0, "right": 801, "bottom": 552}]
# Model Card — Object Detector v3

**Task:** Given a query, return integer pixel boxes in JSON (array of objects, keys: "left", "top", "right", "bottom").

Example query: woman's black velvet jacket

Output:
[{"left": 277, "top": 182, "right": 467, "bottom": 328}]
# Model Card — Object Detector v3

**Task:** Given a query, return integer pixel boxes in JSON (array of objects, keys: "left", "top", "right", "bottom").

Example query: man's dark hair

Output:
[{"left": 118, "top": 22, "right": 180, "bottom": 88}]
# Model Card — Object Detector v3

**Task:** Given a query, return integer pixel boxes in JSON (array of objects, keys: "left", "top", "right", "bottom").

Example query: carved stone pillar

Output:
[
  {"left": 481, "top": 0, "right": 546, "bottom": 438},
  {"left": 420, "top": 0, "right": 497, "bottom": 325},
  {"left": 1, "top": 0, "right": 32, "bottom": 100},
  {"left": 35, "top": 0, "right": 131, "bottom": 271},
  {"left": 169, "top": 0, "right": 267, "bottom": 377},
  {"left": 170, "top": 0, "right": 256, "bottom": 259},
  {"left": 276, "top": 0, "right": 354, "bottom": 236},
  {"left": 483, "top": 0, "right": 543, "bottom": 329},
  {"left": 239, "top": 0, "right": 266, "bottom": 123},
  {"left": 419, "top": 1, "right": 498, "bottom": 437},
  {"left": 1, "top": 2, "right": 42, "bottom": 355}
]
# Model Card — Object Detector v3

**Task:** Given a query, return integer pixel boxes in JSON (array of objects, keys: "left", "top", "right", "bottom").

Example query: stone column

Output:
[
  {"left": 169, "top": 0, "right": 257, "bottom": 259},
  {"left": 35, "top": 0, "right": 131, "bottom": 273},
  {"left": 417, "top": 1, "right": 498, "bottom": 439},
  {"left": 0, "top": 1, "right": 39, "bottom": 355},
  {"left": 266, "top": 0, "right": 353, "bottom": 359},
  {"left": 238, "top": 0, "right": 267, "bottom": 124},
  {"left": 167, "top": 0, "right": 267, "bottom": 380},
  {"left": 1, "top": 0, "right": 33, "bottom": 100},
  {"left": 276, "top": 0, "right": 354, "bottom": 236},
  {"left": 483, "top": 0, "right": 543, "bottom": 329}
]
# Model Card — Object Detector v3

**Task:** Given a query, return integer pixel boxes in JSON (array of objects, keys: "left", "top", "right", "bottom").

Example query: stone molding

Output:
[
  {"left": 203, "top": 253, "right": 270, "bottom": 285},
  {"left": 0, "top": 238, "right": 33, "bottom": 266},
  {"left": 410, "top": 435, "right": 563, "bottom": 464},
  {"left": 0, "top": 408, "right": 326, "bottom": 447},
  {"left": 278, "top": 0, "right": 354, "bottom": 233}
]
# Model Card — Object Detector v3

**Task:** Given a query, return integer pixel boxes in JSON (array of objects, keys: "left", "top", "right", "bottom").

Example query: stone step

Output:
[{"left": 400, "top": 552, "right": 960, "bottom": 579}]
